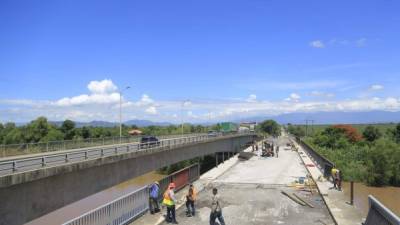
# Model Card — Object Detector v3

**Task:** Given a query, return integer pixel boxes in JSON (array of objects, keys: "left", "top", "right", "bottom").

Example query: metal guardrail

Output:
[
  {"left": 364, "top": 195, "right": 400, "bottom": 225},
  {"left": 0, "top": 133, "right": 207, "bottom": 158},
  {"left": 62, "top": 164, "right": 201, "bottom": 225},
  {"left": 0, "top": 132, "right": 252, "bottom": 177},
  {"left": 295, "top": 137, "right": 334, "bottom": 178}
]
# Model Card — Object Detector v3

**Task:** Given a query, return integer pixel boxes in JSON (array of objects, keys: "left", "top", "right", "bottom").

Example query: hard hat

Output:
[{"left": 155, "top": 181, "right": 159, "bottom": 185}]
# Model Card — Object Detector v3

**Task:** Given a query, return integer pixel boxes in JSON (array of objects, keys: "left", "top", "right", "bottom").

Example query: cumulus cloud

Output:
[
  {"left": 145, "top": 106, "right": 158, "bottom": 115},
  {"left": 285, "top": 93, "right": 301, "bottom": 102},
  {"left": 246, "top": 94, "right": 257, "bottom": 102},
  {"left": 87, "top": 79, "right": 118, "bottom": 94},
  {"left": 369, "top": 84, "right": 384, "bottom": 91},
  {"left": 310, "top": 40, "right": 325, "bottom": 48},
  {"left": 137, "top": 94, "right": 154, "bottom": 106}
]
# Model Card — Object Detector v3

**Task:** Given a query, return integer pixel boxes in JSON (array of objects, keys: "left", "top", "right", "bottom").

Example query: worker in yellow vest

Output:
[
  {"left": 163, "top": 182, "right": 178, "bottom": 224},
  {"left": 331, "top": 167, "right": 338, "bottom": 189}
]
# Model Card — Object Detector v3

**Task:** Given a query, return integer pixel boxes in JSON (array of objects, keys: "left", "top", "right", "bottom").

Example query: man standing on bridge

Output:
[
  {"left": 163, "top": 182, "right": 178, "bottom": 224},
  {"left": 149, "top": 181, "right": 160, "bottom": 214},
  {"left": 210, "top": 187, "right": 225, "bottom": 225}
]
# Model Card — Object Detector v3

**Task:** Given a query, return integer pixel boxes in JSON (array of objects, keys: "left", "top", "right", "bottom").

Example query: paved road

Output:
[{"left": 161, "top": 135, "right": 335, "bottom": 225}]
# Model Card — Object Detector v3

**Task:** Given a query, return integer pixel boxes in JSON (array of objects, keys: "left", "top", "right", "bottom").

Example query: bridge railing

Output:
[
  {"left": 0, "top": 132, "right": 253, "bottom": 177},
  {"left": 364, "top": 195, "right": 400, "bottom": 225},
  {"left": 61, "top": 164, "right": 200, "bottom": 225},
  {"left": 0, "top": 133, "right": 207, "bottom": 158},
  {"left": 295, "top": 136, "right": 334, "bottom": 178}
]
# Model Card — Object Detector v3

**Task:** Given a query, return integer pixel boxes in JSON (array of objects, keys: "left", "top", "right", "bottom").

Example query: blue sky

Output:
[{"left": 1, "top": 0, "right": 400, "bottom": 122}]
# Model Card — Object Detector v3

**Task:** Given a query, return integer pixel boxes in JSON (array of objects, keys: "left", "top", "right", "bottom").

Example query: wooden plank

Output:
[
  {"left": 281, "top": 191, "right": 305, "bottom": 206},
  {"left": 293, "top": 193, "right": 315, "bottom": 208}
]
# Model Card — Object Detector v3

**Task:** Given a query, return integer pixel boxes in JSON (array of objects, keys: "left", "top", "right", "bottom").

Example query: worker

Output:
[
  {"left": 331, "top": 166, "right": 338, "bottom": 189},
  {"left": 163, "top": 182, "right": 178, "bottom": 224},
  {"left": 276, "top": 146, "right": 279, "bottom": 158},
  {"left": 149, "top": 181, "right": 160, "bottom": 214},
  {"left": 185, "top": 184, "right": 196, "bottom": 217},
  {"left": 210, "top": 188, "right": 225, "bottom": 225},
  {"left": 336, "top": 169, "right": 342, "bottom": 191}
]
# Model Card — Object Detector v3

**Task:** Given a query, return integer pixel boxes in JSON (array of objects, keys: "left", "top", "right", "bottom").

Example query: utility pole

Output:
[
  {"left": 181, "top": 99, "right": 190, "bottom": 136},
  {"left": 304, "top": 119, "right": 314, "bottom": 137}
]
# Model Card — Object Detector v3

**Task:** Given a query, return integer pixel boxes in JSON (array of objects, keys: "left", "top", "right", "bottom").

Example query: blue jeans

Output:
[
  {"left": 210, "top": 211, "right": 225, "bottom": 225},
  {"left": 186, "top": 200, "right": 195, "bottom": 216}
]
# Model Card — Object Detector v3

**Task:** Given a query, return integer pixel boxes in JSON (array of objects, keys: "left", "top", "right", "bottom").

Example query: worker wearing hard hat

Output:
[{"left": 163, "top": 182, "right": 178, "bottom": 224}]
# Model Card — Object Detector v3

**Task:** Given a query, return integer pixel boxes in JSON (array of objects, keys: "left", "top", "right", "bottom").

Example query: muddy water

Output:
[
  {"left": 342, "top": 182, "right": 400, "bottom": 217},
  {"left": 26, "top": 171, "right": 165, "bottom": 225}
]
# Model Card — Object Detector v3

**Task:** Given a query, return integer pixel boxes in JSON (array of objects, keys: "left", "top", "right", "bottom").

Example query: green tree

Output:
[
  {"left": 42, "top": 128, "right": 64, "bottom": 142},
  {"left": 259, "top": 120, "right": 280, "bottom": 136},
  {"left": 3, "top": 128, "right": 23, "bottom": 144},
  {"left": 61, "top": 120, "right": 76, "bottom": 140},
  {"left": 362, "top": 125, "right": 382, "bottom": 142},
  {"left": 26, "top": 117, "right": 50, "bottom": 142}
]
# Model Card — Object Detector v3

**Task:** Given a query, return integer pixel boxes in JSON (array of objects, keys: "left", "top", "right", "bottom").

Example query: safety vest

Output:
[
  {"left": 163, "top": 190, "right": 174, "bottom": 206},
  {"left": 331, "top": 168, "right": 337, "bottom": 177}
]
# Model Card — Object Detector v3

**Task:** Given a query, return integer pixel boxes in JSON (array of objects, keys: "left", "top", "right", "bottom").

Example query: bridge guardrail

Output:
[
  {"left": 295, "top": 137, "right": 334, "bottom": 178},
  {"left": 0, "top": 133, "right": 207, "bottom": 158},
  {"left": 364, "top": 195, "right": 400, "bottom": 225},
  {"left": 0, "top": 132, "right": 254, "bottom": 177},
  {"left": 61, "top": 164, "right": 200, "bottom": 225}
]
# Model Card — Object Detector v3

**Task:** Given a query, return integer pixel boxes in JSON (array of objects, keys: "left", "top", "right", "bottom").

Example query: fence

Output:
[
  {"left": 62, "top": 164, "right": 200, "bottom": 225},
  {"left": 364, "top": 195, "right": 400, "bottom": 225},
  {"left": 295, "top": 137, "right": 334, "bottom": 178},
  {"left": 0, "top": 133, "right": 207, "bottom": 158},
  {"left": 0, "top": 133, "right": 249, "bottom": 176}
]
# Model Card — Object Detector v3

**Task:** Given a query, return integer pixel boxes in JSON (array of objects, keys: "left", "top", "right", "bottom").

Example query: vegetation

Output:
[
  {"left": 258, "top": 120, "right": 280, "bottom": 136},
  {"left": 0, "top": 116, "right": 222, "bottom": 145},
  {"left": 296, "top": 123, "right": 400, "bottom": 187}
]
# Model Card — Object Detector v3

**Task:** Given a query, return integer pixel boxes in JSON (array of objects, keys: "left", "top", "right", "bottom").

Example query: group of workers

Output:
[
  {"left": 252, "top": 141, "right": 280, "bottom": 158},
  {"left": 149, "top": 181, "right": 225, "bottom": 225}
]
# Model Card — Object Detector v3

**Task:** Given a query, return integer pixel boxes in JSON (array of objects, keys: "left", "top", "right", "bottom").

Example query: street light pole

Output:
[
  {"left": 181, "top": 99, "right": 190, "bottom": 136},
  {"left": 119, "top": 86, "right": 130, "bottom": 143}
]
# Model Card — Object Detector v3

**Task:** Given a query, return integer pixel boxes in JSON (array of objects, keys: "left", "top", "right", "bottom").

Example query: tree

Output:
[
  {"left": 333, "top": 124, "right": 363, "bottom": 142},
  {"left": 259, "top": 120, "right": 280, "bottom": 136},
  {"left": 26, "top": 117, "right": 50, "bottom": 142},
  {"left": 61, "top": 120, "right": 76, "bottom": 140},
  {"left": 362, "top": 125, "right": 382, "bottom": 142},
  {"left": 41, "top": 128, "right": 64, "bottom": 142}
]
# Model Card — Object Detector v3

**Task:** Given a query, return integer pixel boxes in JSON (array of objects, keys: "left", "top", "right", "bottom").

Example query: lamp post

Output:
[
  {"left": 119, "top": 86, "right": 130, "bottom": 143},
  {"left": 181, "top": 99, "right": 190, "bottom": 136}
]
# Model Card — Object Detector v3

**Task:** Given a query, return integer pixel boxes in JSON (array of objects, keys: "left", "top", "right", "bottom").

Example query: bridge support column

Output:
[
  {"left": 215, "top": 153, "right": 218, "bottom": 167},
  {"left": 222, "top": 152, "right": 225, "bottom": 163}
]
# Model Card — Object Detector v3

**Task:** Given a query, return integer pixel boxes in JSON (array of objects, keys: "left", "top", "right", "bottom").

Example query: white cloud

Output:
[
  {"left": 246, "top": 94, "right": 257, "bottom": 102},
  {"left": 369, "top": 84, "right": 384, "bottom": 91},
  {"left": 145, "top": 106, "right": 158, "bottom": 115},
  {"left": 137, "top": 94, "right": 154, "bottom": 106},
  {"left": 310, "top": 40, "right": 325, "bottom": 48},
  {"left": 87, "top": 79, "right": 117, "bottom": 94},
  {"left": 285, "top": 93, "right": 301, "bottom": 102}
]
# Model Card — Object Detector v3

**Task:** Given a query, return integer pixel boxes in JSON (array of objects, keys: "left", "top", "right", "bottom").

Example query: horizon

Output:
[{"left": 1, "top": 0, "right": 400, "bottom": 123}]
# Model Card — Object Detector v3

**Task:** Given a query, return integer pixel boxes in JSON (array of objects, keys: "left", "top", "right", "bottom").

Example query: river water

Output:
[
  {"left": 342, "top": 182, "right": 400, "bottom": 217},
  {"left": 26, "top": 171, "right": 165, "bottom": 225}
]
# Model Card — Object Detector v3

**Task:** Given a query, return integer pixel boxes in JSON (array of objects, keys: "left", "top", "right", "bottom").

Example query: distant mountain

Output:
[
  {"left": 124, "top": 120, "right": 172, "bottom": 127},
  {"left": 48, "top": 120, "right": 172, "bottom": 128},
  {"left": 240, "top": 111, "right": 400, "bottom": 125}
]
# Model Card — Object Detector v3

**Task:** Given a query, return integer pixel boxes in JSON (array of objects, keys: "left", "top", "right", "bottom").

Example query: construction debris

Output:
[
  {"left": 293, "top": 193, "right": 315, "bottom": 208},
  {"left": 281, "top": 191, "right": 306, "bottom": 206}
]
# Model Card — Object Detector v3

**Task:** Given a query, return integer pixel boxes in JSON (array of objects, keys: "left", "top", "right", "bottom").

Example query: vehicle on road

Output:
[
  {"left": 208, "top": 130, "right": 218, "bottom": 137},
  {"left": 140, "top": 136, "right": 160, "bottom": 148}
]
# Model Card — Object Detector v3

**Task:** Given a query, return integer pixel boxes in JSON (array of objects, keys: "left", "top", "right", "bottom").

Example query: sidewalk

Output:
[
  {"left": 293, "top": 139, "right": 364, "bottom": 225},
  {"left": 130, "top": 147, "right": 246, "bottom": 225}
]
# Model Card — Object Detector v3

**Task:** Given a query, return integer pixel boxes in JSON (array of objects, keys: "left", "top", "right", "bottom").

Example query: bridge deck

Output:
[{"left": 134, "top": 135, "right": 335, "bottom": 225}]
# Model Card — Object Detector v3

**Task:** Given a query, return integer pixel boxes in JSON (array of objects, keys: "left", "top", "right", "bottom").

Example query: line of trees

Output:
[
  {"left": 0, "top": 116, "right": 221, "bottom": 145},
  {"left": 301, "top": 124, "right": 400, "bottom": 187}
]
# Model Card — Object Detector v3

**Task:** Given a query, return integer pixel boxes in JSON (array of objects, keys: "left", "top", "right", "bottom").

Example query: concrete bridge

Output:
[{"left": 0, "top": 133, "right": 256, "bottom": 225}]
